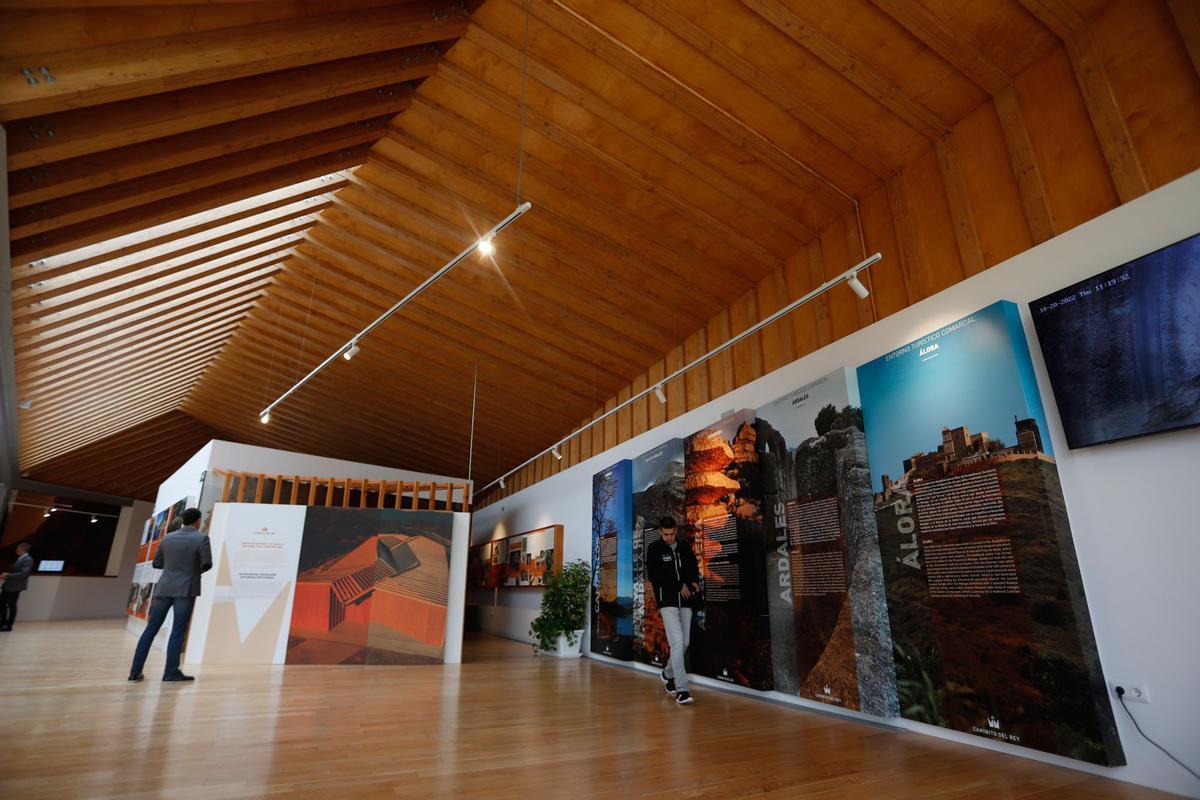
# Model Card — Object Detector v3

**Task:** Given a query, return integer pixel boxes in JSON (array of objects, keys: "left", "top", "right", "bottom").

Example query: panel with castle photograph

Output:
[{"left": 857, "top": 301, "right": 1124, "bottom": 765}]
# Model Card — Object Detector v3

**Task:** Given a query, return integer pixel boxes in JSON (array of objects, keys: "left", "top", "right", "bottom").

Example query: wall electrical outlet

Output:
[{"left": 1113, "top": 682, "right": 1151, "bottom": 704}]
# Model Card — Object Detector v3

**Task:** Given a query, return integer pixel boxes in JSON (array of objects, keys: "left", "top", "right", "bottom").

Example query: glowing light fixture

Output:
[
  {"left": 259, "top": 203, "right": 531, "bottom": 424},
  {"left": 653, "top": 384, "right": 667, "bottom": 404}
]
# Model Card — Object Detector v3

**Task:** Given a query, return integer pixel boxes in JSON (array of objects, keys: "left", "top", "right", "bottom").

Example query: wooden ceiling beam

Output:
[
  {"left": 535, "top": 0, "right": 863, "bottom": 210},
  {"left": 1014, "top": 0, "right": 1087, "bottom": 40},
  {"left": 0, "top": 1, "right": 469, "bottom": 119},
  {"left": 11, "top": 121, "right": 388, "bottom": 238},
  {"left": 14, "top": 198, "right": 328, "bottom": 290},
  {"left": 11, "top": 148, "right": 365, "bottom": 263},
  {"left": 315, "top": 193, "right": 666, "bottom": 365},
  {"left": 5, "top": 45, "right": 443, "bottom": 171},
  {"left": 13, "top": 269, "right": 277, "bottom": 355},
  {"left": 741, "top": 0, "right": 950, "bottom": 140},
  {"left": 18, "top": 323, "right": 241, "bottom": 407},
  {"left": 9, "top": 88, "right": 413, "bottom": 209},
  {"left": 13, "top": 248, "right": 290, "bottom": 341},
  {"left": 26, "top": 412, "right": 216, "bottom": 488},
  {"left": 1168, "top": 0, "right": 1200, "bottom": 77},
  {"left": 17, "top": 307, "right": 250, "bottom": 389},
  {"left": 16, "top": 283, "right": 263, "bottom": 367},
  {"left": 458, "top": 23, "right": 825, "bottom": 244},
  {"left": 362, "top": 145, "right": 725, "bottom": 325},
  {"left": 20, "top": 388, "right": 196, "bottom": 466},
  {"left": 11, "top": 174, "right": 343, "bottom": 272},
  {"left": 626, "top": 0, "right": 903, "bottom": 177},
  {"left": 870, "top": 0, "right": 1013, "bottom": 95},
  {"left": 12, "top": 220, "right": 312, "bottom": 322},
  {"left": 432, "top": 59, "right": 785, "bottom": 269},
  {"left": 20, "top": 370, "right": 202, "bottom": 444}
]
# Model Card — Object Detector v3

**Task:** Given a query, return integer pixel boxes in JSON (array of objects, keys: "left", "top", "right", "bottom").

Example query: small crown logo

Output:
[
  {"left": 823, "top": 685, "right": 832, "bottom": 695},
  {"left": 987, "top": 716, "right": 1001, "bottom": 730}
]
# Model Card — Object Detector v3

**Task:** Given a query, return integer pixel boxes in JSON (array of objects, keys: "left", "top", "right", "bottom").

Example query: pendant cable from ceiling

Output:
[{"left": 516, "top": 0, "right": 532, "bottom": 205}]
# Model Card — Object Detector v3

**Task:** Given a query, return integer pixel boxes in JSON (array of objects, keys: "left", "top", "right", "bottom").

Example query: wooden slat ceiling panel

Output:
[
  {"left": 22, "top": 410, "right": 231, "bottom": 502},
  {"left": 4, "top": 0, "right": 476, "bottom": 494},
  {"left": 6, "top": 0, "right": 1130, "bottom": 497}
]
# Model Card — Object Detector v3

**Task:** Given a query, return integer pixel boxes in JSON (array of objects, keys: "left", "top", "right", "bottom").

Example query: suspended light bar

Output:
[
  {"left": 476, "top": 253, "right": 883, "bottom": 497},
  {"left": 259, "top": 202, "right": 532, "bottom": 424}
]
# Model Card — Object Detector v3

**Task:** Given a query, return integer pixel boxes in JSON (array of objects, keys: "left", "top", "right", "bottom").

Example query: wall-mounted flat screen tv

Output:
[{"left": 1029, "top": 231, "right": 1200, "bottom": 448}]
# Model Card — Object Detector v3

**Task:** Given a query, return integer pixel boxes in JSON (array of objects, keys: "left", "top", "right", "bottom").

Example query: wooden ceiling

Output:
[{"left": 6, "top": 0, "right": 1187, "bottom": 500}]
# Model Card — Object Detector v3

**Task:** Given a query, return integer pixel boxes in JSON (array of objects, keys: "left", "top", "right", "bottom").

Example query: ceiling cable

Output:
[{"left": 516, "top": 0, "right": 532, "bottom": 205}]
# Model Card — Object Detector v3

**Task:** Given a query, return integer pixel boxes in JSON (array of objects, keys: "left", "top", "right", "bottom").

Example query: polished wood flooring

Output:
[{"left": 0, "top": 620, "right": 1178, "bottom": 799}]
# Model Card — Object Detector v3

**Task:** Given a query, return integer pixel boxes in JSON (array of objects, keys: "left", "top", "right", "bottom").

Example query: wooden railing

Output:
[{"left": 214, "top": 470, "right": 471, "bottom": 512}]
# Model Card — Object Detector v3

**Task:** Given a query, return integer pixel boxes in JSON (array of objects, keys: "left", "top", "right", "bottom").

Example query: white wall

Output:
[
  {"left": 472, "top": 169, "right": 1200, "bottom": 797},
  {"left": 18, "top": 500, "right": 153, "bottom": 621}
]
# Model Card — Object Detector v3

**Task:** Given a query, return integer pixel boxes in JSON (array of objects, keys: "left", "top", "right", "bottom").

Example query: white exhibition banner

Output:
[{"left": 185, "top": 503, "right": 307, "bottom": 666}]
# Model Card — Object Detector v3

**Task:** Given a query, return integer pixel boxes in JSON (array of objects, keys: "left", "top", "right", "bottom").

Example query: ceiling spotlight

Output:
[
  {"left": 90, "top": 516, "right": 98, "bottom": 524},
  {"left": 477, "top": 236, "right": 495, "bottom": 256},
  {"left": 498, "top": 476, "right": 506, "bottom": 490},
  {"left": 260, "top": 412, "right": 271, "bottom": 425},
  {"left": 653, "top": 384, "right": 667, "bottom": 404},
  {"left": 17, "top": 399, "right": 32, "bottom": 410},
  {"left": 43, "top": 511, "right": 51, "bottom": 518},
  {"left": 50, "top": 507, "right": 57, "bottom": 512},
  {"left": 343, "top": 341, "right": 360, "bottom": 361},
  {"left": 847, "top": 272, "right": 870, "bottom": 300},
  {"left": 551, "top": 445, "right": 562, "bottom": 461}
]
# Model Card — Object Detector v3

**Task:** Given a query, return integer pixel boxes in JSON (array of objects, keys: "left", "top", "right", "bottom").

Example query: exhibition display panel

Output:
[
  {"left": 859, "top": 301, "right": 1123, "bottom": 765},
  {"left": 468, "top": 524, "right": 563, "bottom": 589},
  {"left": 591, "top": 300, "right": 1130, "bottom": 766}
]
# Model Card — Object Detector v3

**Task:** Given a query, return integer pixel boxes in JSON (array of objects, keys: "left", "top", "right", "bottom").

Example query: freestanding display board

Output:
[
  {"left": 857, "top": 301, "right": 1124, "bottom": 765},
  {"left": 591, "top": 460, "right": 633, "bottom": 660},
  {"left": 684, "top": 410, "right": 773, "bottom": 690},
  {"left": 631, "top": 439, "right": 685, "bottom": 669},
  {"left": 187, "top": 504, "right": 470, "bottom": 667},
  {"left": 755, "top": 369, "right": 898, "bottom": 716}
]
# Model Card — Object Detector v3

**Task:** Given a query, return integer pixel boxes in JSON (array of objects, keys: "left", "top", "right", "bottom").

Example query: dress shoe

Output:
[
  {"left": 128, "top": 673, "right": 144, "bottom": 682},
  {"left": 162, "top": 672, "right": 195, "bottom": 682}
]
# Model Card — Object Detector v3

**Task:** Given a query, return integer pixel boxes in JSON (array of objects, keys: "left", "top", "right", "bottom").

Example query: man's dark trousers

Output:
[
  {"left": 130, "top": 596, "right": 195, "bottom": 678},
  {"left": 0, "top": 590, "right": 19, "bottom": 629}
]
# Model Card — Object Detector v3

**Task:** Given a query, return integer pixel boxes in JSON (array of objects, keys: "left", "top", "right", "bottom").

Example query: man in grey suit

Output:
[
  {"left": 0, "top": 541, "right": 34, "bottom": 631},
  {"left": 128, "top": 508, "right": 212, "bottom": 682}
]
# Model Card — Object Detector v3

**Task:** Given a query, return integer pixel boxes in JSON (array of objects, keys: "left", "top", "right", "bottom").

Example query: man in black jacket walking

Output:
[{"left": 646, "top": 516, "right": 701, "bottom": 705}]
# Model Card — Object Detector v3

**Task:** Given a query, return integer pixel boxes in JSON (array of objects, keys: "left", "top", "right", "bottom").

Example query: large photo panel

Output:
[
  {"left": 286, "top": 508, "right": 455, "bottom": 665},
  {"left": 857, "top": 301, "right": 1123, "bottom": 765},
  {"left": 684, "top": 410, "right": 773, "bottom": 690},
  {"left": 755, "top": 369, "right": 898, "bottom": 716},
  {"left": 631, "top": 438, "right": 685, "bottom": 669},
  {"left": 591, "top": 460, "right": 633, "bottom": 660}
]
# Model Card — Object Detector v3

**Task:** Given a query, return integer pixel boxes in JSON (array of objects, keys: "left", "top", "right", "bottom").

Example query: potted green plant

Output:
[{"left": 529, "top": 559, "right": 589, "bottom": 657}]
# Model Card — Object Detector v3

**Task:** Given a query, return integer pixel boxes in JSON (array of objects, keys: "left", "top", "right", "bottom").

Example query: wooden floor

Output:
[{"left": 0, "top": 620, "right": 1178, "bottom": 800}]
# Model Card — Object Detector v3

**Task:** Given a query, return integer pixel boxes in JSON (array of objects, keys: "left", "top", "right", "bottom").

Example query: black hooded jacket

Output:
[{"left": 646, "top": 536, "right": 702, "bottom": 609}]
